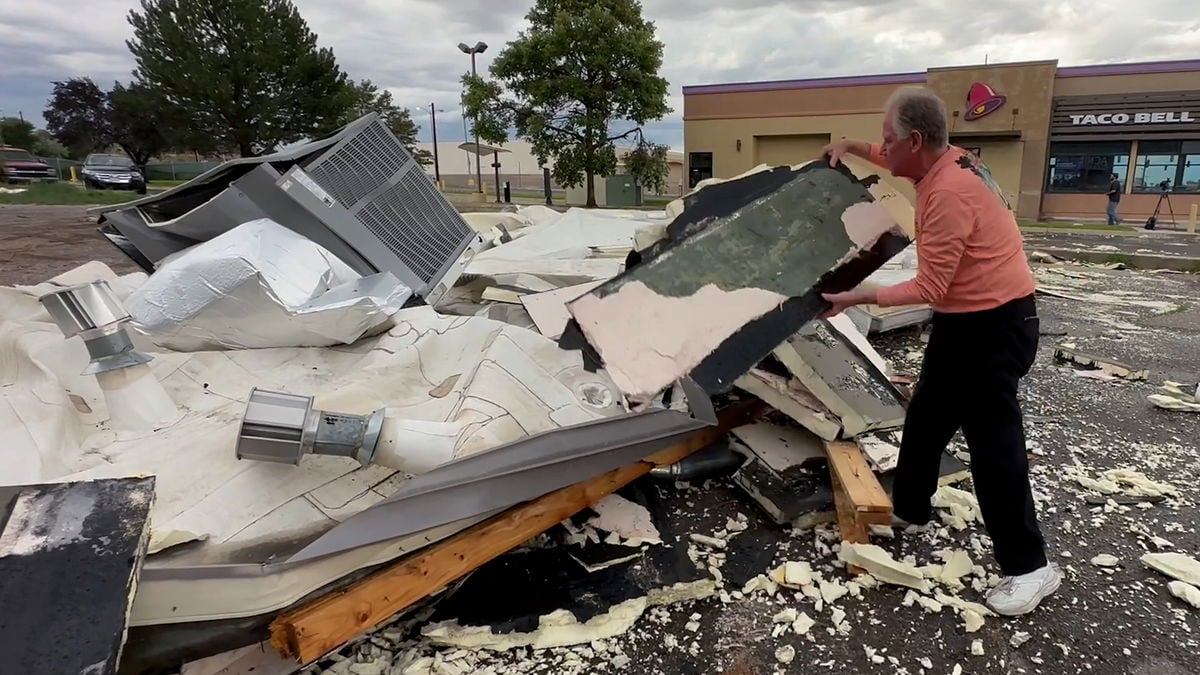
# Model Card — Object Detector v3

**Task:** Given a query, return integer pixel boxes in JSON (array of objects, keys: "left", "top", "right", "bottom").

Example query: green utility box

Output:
[{"left": 604, "top": 174, "right": 643, "bottom": 207}]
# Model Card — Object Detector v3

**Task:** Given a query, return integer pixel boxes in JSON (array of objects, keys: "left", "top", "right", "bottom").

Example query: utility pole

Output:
[
  {"left": 458, "top": 41, "right": 488, "bottom": 194},
  {"left": 429, "top": 102, "right": 441, "bottom": 185}
]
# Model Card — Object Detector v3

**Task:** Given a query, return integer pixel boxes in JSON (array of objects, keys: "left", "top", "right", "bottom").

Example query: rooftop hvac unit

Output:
[{"left": 95, "top": 113, "right": 483, "bottom": 306}]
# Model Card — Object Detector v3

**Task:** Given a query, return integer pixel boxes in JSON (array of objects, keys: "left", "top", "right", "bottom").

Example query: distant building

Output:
[
  {"left": 683, "top": 57, "right": 1200, "bottom": 222},
  {"left": 562, "top": 148, "right": 685, "bottom": 206},
  {"left": 416, "top": 139, "right": 685, "bottom": 203},
  {"left": 416, "top": 140, "right": 551, "bottom": 192}
]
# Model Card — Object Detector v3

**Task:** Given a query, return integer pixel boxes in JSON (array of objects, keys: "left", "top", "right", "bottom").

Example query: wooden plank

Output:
[
  {"left": 0, "top": 477, "right": 156, "bottom": 675},
  {"left": 830, "top": 471, "right": 866, "bottom": 575},
  {"left": 270, "top": 400, "right": 764, "bottom": 664},
  {"left": 825, "top": 441, "right": 892, "bottom": 515}
]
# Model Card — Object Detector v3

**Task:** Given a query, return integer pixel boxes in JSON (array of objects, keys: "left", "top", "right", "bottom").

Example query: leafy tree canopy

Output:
[
  {"left": 43, "top": 77, "right": 113, "bottom": 158},
  {"left": 126, "top": 0, "right": 350, "bottom": 157},
  {"left": 32, "top": 130, "right": 70, "bottom": 158},
  {"left": 0, "top": 118, "right": 38, "bottom": 152},
  {"left": 462, "top": 0, "right": 671, "bottom": 207},
  {"left": 108, "top": 81, "right": 187, "bottom": 167}
]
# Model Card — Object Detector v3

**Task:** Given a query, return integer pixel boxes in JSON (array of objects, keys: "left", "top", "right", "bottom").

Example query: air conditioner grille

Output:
[
  {"left": 307, "top": 123, "right": 409, "bottom": 207},
  {"left": 355, "top": 167, "right": 473, "bottom": 282}
]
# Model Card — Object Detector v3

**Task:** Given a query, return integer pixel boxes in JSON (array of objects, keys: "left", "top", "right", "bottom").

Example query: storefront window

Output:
[
  {"left": 1046, "top": 141, "right": 1130, "bottom": 193},
  {"left": 1134, "top": 140, "right": 1200, "bottom": 193}
]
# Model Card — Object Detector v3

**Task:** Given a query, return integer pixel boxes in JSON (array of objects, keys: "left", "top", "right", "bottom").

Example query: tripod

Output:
[{"left": 1144, "top": 188, "right": 1177, "bottom": 230}]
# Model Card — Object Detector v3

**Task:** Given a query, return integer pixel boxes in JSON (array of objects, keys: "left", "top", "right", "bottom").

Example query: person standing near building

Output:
[
  {"left": 818, "top": 86, "right": 1060, "bottom": 617},
  {"left": 1106, "top": 173, "right": 1122, "bottom": 225}
]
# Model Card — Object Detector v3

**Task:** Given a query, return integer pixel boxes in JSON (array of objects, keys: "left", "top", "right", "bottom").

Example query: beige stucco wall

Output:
[
  {"left": 685, "top": 114, "right": 883, "bottom": 173},
  {"left": 683, "top": 61, "right": 1200, "bottom": 221},
  {"left": 924, "top": 61, "right": 1058, "bottom": 220},
  {"left": 1053, "top": 71, "right": 1200, "bottom": 97},
  {"left": 962, "top": 141, "right": 1025, "bottom": 210}
]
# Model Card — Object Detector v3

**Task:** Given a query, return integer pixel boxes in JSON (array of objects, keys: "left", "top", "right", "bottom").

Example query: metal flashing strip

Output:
[
  {"left": 287, "top": 379, "right": 716, "bottom": 563},
  {"left": 133, "top": 379, "right": 715, "bottom": 600}
]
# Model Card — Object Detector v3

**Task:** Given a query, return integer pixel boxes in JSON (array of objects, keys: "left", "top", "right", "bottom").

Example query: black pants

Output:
[{"left": 892, "top": 294, "right": 1048, "bottom": 576}]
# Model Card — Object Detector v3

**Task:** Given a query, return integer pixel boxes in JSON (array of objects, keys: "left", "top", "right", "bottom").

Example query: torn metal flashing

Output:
[
  {"left": 772, "top": 319, "right": 909, "bottom": 437},
  {"left": 559, "top": 159, "right": 912, "bottom": 401},
  {"left": 125, "top": 388, "right": 718, "bottom": 628},
  {"left": 285, "top": 378, "right": 717, "bottom": 563},
  {"left": 732, "top": 368, "right": 842, "bottom": 441}
]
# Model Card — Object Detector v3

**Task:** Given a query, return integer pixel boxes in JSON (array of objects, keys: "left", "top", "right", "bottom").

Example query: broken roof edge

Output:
[
  {"left": 286, "top": 377, "right": 716, "bottom": 563},
  {"left": 85, "top": 112, "right": 383, "bottom": 216},
  {"left": 132, "top": 372, "right": 710, "bottom": 593}
]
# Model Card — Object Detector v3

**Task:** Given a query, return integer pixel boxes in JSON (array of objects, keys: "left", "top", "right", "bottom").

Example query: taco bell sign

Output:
[{"left": 1070, "top": 111, "right": 1196, "bottom": 125}]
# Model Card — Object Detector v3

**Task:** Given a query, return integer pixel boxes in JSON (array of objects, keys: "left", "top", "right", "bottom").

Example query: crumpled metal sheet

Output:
[{"left": 125, "top": 218, "right": 412, "bottom": 350}]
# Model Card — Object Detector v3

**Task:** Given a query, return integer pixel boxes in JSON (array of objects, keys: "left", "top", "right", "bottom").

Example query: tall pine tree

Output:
[{"left": 126, "top": 0, "right": 349, "bottom": 156}]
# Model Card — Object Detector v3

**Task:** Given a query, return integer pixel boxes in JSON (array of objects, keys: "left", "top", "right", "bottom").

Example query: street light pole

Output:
[
  {"left": 458, "top": 40, "right": 488, "bottom": 194},
  {"left": 429, "top": 102, "right": 440, "bottom": 186}
]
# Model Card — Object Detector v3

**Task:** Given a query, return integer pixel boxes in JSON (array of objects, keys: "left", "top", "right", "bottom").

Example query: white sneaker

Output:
[{"left": 985, "top": 563, "right": 1062, "bottom": 616}]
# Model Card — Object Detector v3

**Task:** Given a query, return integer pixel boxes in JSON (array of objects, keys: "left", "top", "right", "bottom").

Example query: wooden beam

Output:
[
  {"left": 825, "top": 440, "right": 892, "bottom": 576},
  {"left": 830, "top": 469, "right": 866, "bottom": 575},
  {"left": 270, "top": 400, "right": 764, "bottom": 665},
  {"left": 824, "top": 441, "right": 891, "bottom": 516}
]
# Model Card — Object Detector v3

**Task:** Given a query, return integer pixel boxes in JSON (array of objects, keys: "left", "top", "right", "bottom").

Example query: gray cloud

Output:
[{"left": 2, "top": 0, "right": 1199, "bottom": 151}]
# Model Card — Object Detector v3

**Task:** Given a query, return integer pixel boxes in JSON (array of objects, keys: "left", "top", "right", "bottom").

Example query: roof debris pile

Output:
[
  {"left": 5, "top": 114, "right": 1195, "bottom": 674},
  {"left": 1, "top": 136, "right": 976, "bottom": 673}
]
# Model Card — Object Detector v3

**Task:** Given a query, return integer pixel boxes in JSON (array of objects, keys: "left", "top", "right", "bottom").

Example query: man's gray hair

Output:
[{"left": 884, "top": 86, "right": 950, "bottom": 149}]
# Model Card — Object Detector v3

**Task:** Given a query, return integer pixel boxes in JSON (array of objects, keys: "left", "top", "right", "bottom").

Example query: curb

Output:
[{"left": 1026, "top": 247, "right": 1200, "bottom": 273}]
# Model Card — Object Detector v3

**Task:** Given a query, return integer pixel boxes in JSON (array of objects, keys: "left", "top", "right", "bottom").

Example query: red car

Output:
[{"left": 0, "top": 146, "right": 57, "bottom": 183}]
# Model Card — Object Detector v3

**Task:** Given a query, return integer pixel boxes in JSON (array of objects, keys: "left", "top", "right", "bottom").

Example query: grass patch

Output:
[
  {"left": 1018, "top": 219, "right": 1133, "bottom": 232},
  {"left": 1103, "top": 252, "right": 1135, "bottom": 267},
  {"left": 148, "top": 179, "right": 189, "bottom": 188},
  {"left": 1160, "top": 303, "right": 1191, "bottom": 315},
  {"left": 0, "top": 182, "right": 141, "bottom": 206}
]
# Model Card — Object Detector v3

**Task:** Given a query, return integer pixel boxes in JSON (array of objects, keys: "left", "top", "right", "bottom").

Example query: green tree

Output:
[
  {"left": 326, "top": 79, "right": 432, "bottom": 165},
  {"left": 32, "top": 130, "right": 69, "bottom": 158},
  {"left": 126, "top": 0, "right": 350, "bottom": 157},
  {"left": 0, "top": 118, "right": 38, "bottom": 152},
  {"left": 108, "top": 82, "right": 185, "bottom": 168},
  {"left": 462, "top": 0, "right": 671, "bottom": 207},
  {"left": 623, "top": 143, "right": 669, "bottom": 195},
  {"left": 43, "top": 77, "right": 113, "bottom": 158}
]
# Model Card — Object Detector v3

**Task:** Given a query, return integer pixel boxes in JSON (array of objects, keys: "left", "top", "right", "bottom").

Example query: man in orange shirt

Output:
[{"left": 820, "top": 87, "right": 1060, "bottom": 617}]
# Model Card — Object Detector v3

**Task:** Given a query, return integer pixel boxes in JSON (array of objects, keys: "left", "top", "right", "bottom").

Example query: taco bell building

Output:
[{"left": 682, "top": 58, "right": 1200, "bottom": 223}]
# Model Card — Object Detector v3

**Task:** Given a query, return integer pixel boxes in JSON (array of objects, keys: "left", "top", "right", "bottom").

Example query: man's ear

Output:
[{"left": 909, "top": 130, "right": 923, "bottom": 151}]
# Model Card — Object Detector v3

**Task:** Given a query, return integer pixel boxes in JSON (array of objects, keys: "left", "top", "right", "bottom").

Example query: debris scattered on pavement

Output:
[
  {"left": 1168, "top": 581, "right": 1200, "bottom": 609},
  {"left": 1142, "top": 552, "right": 1200, "bottom": 586},
  {"left": 1054, "top": 343, "right": 1149, "bottom": 381},
  {"left": 1148, "top": 381, "right": 1200, "bottom": 412}
]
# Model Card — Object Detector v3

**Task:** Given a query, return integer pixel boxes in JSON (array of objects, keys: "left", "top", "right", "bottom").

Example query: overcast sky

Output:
[{"left": 2, "top": 0, "right": 1199, "bottom": 151}]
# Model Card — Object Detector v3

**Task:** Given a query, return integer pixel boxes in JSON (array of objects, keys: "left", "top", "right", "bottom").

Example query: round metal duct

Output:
[
  {"left": 236, "top": 388, "right": 385, "bottom": 466},
  {"left": 38, "top": 280, "right": 153, "bottom": 375}
]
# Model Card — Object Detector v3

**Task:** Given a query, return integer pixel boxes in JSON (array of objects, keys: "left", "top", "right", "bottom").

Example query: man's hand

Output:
[
  {"left": 821, "top": 289, "right": 876, "bottom": 318},
  {"left": 821, "top": 139, "right": 869, "bottom": 167}
]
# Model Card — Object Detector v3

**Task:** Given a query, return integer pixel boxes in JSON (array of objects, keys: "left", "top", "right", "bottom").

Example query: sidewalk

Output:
[{"left": 1023, "top": 227, "right": 1200, "bottom": 272}]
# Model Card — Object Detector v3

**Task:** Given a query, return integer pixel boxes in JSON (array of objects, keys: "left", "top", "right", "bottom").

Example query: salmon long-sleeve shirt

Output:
[{"left": 864, "top": 144, "right": 1035, "bottom": 313}]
